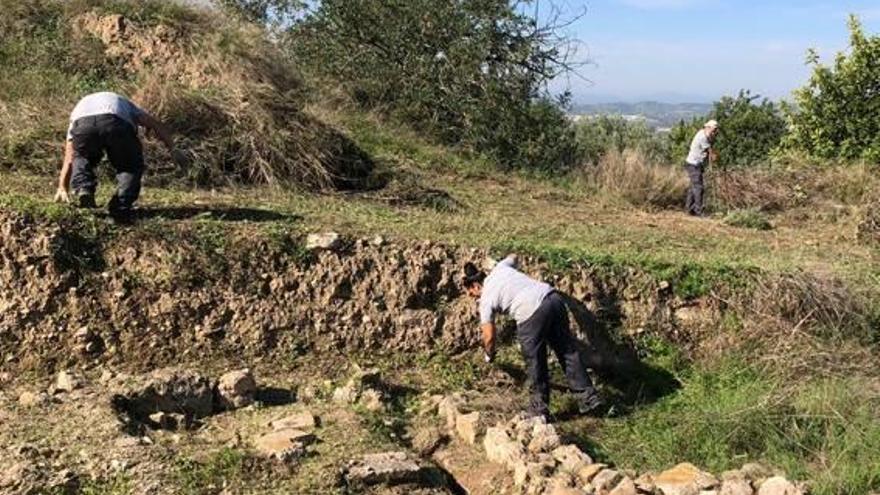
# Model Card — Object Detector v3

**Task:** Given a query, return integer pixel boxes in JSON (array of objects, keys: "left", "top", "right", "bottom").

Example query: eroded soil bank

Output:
[{"left": 0, "top": 209, "right": 715, "bottom": 376}]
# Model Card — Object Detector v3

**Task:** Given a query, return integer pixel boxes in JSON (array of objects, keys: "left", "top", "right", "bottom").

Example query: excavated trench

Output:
[{"left": 0, "top": 209, "right": 717, "bottom": 377}]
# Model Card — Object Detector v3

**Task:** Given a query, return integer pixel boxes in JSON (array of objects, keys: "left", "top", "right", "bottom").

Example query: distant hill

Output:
[{"left": 570, "top": 101, "right": 713, "bottom": 129}]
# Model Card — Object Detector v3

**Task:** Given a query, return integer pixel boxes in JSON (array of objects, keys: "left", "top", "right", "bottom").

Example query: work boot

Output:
[
  {"left": 75, "top": 192, "right": 97, "bottom": 209},
  {"left": 107, "top": 194, "right": 134, "bottom": 225},
  {"left": 576, "top": 391, "right": 606, "bottom": 417}
]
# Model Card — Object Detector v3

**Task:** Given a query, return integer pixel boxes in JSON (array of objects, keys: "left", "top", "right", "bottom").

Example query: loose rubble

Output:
[{"left": 429, "top": 394, "right": 805, "bottom": 495}]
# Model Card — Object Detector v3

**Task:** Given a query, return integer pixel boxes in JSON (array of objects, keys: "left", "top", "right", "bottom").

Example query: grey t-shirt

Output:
[
  {"left": 478, "top": 256, "right": 553, "bottom": 325},
  {"left": 67, "top": 92, "right": 144, "bottom": 141},
  {"left": 686, "top": 129, "right": 712, "bottom": 165}
]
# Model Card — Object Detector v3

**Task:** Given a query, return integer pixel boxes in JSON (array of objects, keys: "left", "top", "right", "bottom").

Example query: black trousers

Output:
[
  {"left": 685, "top": 162, "right": 705, "bottom": 216},
  {"left": 516, "top": 292, "right": 597, "bottom": 415},
  {"left": 70, "top": 114, "right": 144, "bottom": 209}
]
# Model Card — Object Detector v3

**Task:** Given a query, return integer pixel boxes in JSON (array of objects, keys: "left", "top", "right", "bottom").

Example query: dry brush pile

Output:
[{"left": 0, "top": 0, "right": 373, "bottom": 190}]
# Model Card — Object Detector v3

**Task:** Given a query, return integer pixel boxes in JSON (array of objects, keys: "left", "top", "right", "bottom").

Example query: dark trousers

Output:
[
  {"left": 685, "top": 162, "right": 705, "bottom": 216},
  {"left": 70, "top": 114, "right": 144, "bottom": 209},
  {"left": 516, "top": 292, "right": 597, "bottom": 416}
]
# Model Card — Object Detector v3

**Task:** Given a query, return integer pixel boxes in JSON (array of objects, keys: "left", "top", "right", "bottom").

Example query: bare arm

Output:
[
  {"left": 481, "top": 322, "right": 497, "bottom": 359},
  {"left": 136, "top": 111, "right": 176, "bottom": 152},
  {"left": 54, "top": 140, "right": 74, "bottom": 202}
]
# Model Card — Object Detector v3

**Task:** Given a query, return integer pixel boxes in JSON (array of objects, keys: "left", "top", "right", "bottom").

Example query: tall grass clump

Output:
[
  {"left": 583, "top": 149, "right": 688, "bottom": 210},
  {"left": 597, "top": 358, "right": 880, "bottom": 495}
]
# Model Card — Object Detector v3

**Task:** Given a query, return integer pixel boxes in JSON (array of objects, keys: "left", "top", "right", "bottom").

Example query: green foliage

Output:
[
  {"left": 575, "top": 116, "right": 673, "bottom": 165},
  {"left": 669, "top": 90, "right": 785, "bottom": 169},
  {"left": 598, "top": 359, "right": 880, "bottom": 495},
  {"left": 787, "top": 16, "right": 880, "bottom": 163},
  {"left": 724, "top": 208, "right": 774, "bottom": 231},
  {"left": 213, "top": 0, "right": 304, "bottom": 29},
  {"left": 287, "top": 0, "right": 581, "bottom": 172}
]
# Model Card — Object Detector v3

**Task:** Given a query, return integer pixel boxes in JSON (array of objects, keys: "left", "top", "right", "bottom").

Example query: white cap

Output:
[{"left": 705, "top": 119, "right": 719, "bottom": 129}]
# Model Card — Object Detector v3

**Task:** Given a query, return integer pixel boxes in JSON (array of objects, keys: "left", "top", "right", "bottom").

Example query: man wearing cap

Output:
[
  {"left": 462, "top": 256, "right": 604, "bottom": 420},
  {"left": 684, "top": 120, "right": 719, "bottom": 217},
  {"left": 54, "top": 92, "right": 187, "bottom": 222}
]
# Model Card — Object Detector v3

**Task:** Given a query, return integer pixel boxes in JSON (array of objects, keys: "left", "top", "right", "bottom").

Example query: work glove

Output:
[
  {"left": 53, "top": 187, "right": 70, "bottom": 204},
  {"left": 483, "top": 349, "right": 495, "bottom": 364}
]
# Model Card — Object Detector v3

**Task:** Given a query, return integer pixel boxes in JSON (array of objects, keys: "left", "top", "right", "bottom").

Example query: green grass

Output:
[
  {"left": 594, "top": 358, "right": 880, "bottom": 495},
  {"left": 724, "top": 208, "right": 774, "bottom": 230},
  {"left": 174, "top": 447, "right": 249, "bottom": 495}
]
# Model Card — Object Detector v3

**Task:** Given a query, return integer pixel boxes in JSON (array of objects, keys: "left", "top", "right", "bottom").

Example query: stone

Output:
[
  {"left": 413, "top": 426, "right": 447, "bottom": 457},
  {"left": 740, "top": 463, "right": 773, "bottom": 482},
  {"left": 217, "top": 369, "right": 257, "bottom": 410},
  {"left": 270, "top": 412, "right": 316, "bottom": 432},
  {"left": 359, "top": 388, "right": 384, "bottom": 412},
  {"left": 609, "top": 477, "right": 639, "bottom": 495},
  {"left": 253, "top": 429, "right": 314, "bottom": 463},
  {"left": 591, "top": 469, "right": 623, "bottom": 493},
  {"left": 721, "top": 471, "right": 746, "bottom": 482},
  {"left": 18, "top": 391, "right": 47, "bottom": 407},
  {"left": 655, "top": 463, "right": 718, "bottom": 495},
  {"left": 455, "top": 411, "right": 484, "bottom": 445},
  {"left": 332, "top": 384, "right": 358, "bottom": 404},
  {"left": 438, "top": 394, "right": 465, "bottom": 430},
  {"left": 756, "top": 477, "right": 801, "bottom": 495},
  {"left": 720, "top": 478, "right": 753, "bottom": 495},
  {"left": 527, "top": 422, "right": 561, "bottom": 453},
  {"left": 148, "top": 411, "right": 188, "bottom": 431},
  {"left": 54, "top": 370, "right": 83, "bottom": 393},
  {"left": 306, "top": 232, "right": 342, "bottom": 251},
  {"left": 115, "top": 369, "right": 215, "bottom": 420},
  {"left": 577, "top": 464, "right": 608, "bottom": 484},
  {"left": 634, "top": 472, "right": 657, "bottom": 493},
  {"left": 548, "top": 487, "right": 587, "bottom": 495},
  {"left": 514, "top": 461, "right": 554, "bottom": 487},
  {"left": 552, "top": 445, "right": 594, "bottom": 473},
  {"left": 346, "top": 452, "right": 424, "bottom": 485},
  {"left": 484, "top": 426, "right": 525, "bottom": 469}
]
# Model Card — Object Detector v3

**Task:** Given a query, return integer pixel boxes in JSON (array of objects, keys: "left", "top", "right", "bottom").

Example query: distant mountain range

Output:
[{"left": 569, "top": 101, "right": 713, "bottom": 129}]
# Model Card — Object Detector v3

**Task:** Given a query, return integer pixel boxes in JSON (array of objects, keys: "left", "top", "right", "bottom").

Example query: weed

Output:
[
  {"left": 724, "top": 208, "right": 774, "bottom": 230},
  {"left": 79, "top": 474, "right": 132, "bottom": 495},
  {"left": 174, "top": 447, "right": 247, "bottom": 495}
]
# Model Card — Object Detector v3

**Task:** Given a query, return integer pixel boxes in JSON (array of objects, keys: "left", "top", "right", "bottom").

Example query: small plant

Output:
[
  {"left": 175, "top": 447, "right": 247, "bottom": 495},
  {"left": 723, "top": 208, "right": 773, "bottom": 230}
]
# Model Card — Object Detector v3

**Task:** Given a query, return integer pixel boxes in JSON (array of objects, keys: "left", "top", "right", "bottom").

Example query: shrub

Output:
[
  {"left": 286, "top": 0, "right": 582, "bottom": 172},
  {"left": 786, "top": 16, "right": 880, "bottom": 163},
  {"left": 575, "top": 116, "right": 673, "bottom": 166},
  {"left": 669, "top": 90, "right": 786, "bottom": 169}
]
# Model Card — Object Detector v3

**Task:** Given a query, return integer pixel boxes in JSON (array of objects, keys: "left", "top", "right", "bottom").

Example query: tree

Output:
[
  {"left": 786, "top": 16, "right": 880, "bottom": 163},
  {"left": 286, "top": 0, "right": 584, "bottom": 172},
  {"left": 214, "top": 0, "right": 304, "bottom": 29},
  {"left": 669, "top": 90, "right": 785, "bottom": 168}
]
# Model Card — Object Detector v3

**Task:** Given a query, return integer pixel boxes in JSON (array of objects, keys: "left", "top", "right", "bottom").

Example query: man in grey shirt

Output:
[
  {"left": 54, "top": 92, "right": 186, "bottom": 222},
  {"left": 463, "top": 256, "right": 603, "bottom": 420},
  {"left": 684, "top": 119, "right": 719, "bottom": 217}
]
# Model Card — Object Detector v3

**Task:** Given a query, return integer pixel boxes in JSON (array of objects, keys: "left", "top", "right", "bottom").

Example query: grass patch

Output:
[
  {"left": 78, "top": 474, "right": 132, "bottom": 495},
  {"left": 174, "top": 447, "right": 248, "bottom": 495},
  {"left": 724, "top": 208, "right": 774, "bottom": 230},
  {"left": 596, "top": 358, "right": 880, "bottom": 495}
]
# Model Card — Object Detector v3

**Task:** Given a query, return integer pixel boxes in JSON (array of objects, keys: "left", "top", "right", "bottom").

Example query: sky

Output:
[{"left": 543, "top": 0, "right": 880, "bottom": 103}]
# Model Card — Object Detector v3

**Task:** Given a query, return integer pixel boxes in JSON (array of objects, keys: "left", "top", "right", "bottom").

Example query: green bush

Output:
[
  {"left": 669, "top": 90, "right": 786, "bottom": 169},
  {"left": 286, "top": 0, "right": 581, "bottom": 172},
  {"left": 786, "top": 16, "right": 880, "bottom": 163},
  {"left": 575, "top": 116, "right": 673, "bottom": 165}
]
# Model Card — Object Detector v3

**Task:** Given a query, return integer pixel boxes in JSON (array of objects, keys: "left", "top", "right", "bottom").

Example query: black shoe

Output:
[
  {"left": 577, "top": 392, "right": 606, "bottom": 416},
  {"left": 108, "top": 195, "right": 134, "bottom": 225},
  {"left": 76, "top": 193, "right": 97, "bottom": 209}
]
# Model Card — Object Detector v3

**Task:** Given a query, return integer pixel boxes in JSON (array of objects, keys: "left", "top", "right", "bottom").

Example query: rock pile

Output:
[
  {"left": 431, "top": 395, "right": 806, "bottom": 495},
  {"left": 332, "top": 365, "right": 387, "bottom": 412}
]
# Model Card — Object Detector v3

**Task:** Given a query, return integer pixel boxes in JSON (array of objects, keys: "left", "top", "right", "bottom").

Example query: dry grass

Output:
[
  {"left": 582, "top": 149, "right": 688, "bottom": 210},
  {"left": 858, "top": 202, "right": 880, "bottom": 246}
]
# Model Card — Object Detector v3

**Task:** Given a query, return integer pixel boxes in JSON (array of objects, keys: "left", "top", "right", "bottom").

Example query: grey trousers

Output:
[
  {"left": 685, "top": 162, "right": 705, "bottom": 216},
  {"left": 70, "top": 114, "right": 144, "bottom": 209},
  {"left": 516, "top": 292, "right": 597, "bottom": 416}
]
